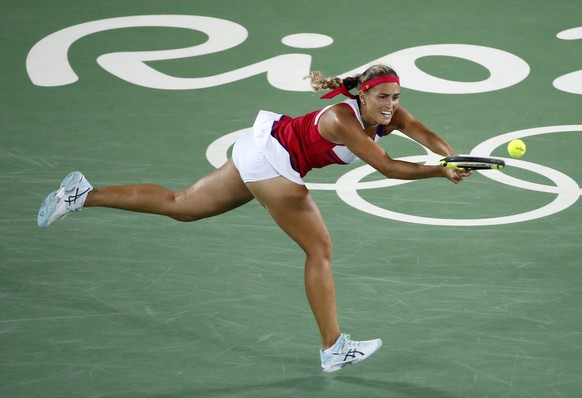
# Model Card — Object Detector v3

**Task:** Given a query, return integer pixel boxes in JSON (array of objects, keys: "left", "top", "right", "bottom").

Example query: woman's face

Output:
[{"left": 359, "top": 82, "right": 400, "bottom": 126}]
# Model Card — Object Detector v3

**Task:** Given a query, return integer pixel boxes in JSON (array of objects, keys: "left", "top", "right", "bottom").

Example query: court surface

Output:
[{"left": 2, "top": 1, "right": 582, "bottom": 397}]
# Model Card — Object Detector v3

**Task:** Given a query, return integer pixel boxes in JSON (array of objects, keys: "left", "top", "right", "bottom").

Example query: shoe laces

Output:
[{"left": 336, "top": 334, "right": 359, "bottom": 352}]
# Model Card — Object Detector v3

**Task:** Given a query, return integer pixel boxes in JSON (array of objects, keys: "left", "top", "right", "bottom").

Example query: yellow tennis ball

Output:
[{"left": 507, "top": 139, "right": 526, "bottom": 158}]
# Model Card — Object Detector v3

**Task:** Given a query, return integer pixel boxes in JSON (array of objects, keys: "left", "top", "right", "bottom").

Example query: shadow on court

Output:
[
  {"left": 336, "top": 376, "right": 450, "bottom": 397},
  {"left": 145, "top": 375, "right": 451, "bottom": 398}
]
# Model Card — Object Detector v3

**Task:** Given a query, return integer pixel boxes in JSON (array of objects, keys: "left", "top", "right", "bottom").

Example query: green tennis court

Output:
[{"left": 2, "top": 1, "right": 582, "bottom": 396}]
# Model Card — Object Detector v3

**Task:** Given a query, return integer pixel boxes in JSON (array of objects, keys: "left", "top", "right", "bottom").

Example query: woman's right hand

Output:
[{"left": 444, "top": 167, "right": 472, "bottom": 184}]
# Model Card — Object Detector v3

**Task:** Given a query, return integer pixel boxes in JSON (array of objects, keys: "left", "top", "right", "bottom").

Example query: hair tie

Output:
[{"left": 320, "top": 84, "right": 357, "bottom": 99}]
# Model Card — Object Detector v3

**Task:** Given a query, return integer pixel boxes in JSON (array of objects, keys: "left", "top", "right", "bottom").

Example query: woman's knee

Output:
[
  {"left": 166, "top": 191, "right": 199, "bottom": 222},
  {"left": 305, "top": 238, "right": 334, "bottom": 264}
]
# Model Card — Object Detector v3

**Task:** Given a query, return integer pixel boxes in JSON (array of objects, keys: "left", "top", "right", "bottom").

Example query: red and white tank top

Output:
[{"left": 269, "top": 99, "right": 384, "bottom": 177}]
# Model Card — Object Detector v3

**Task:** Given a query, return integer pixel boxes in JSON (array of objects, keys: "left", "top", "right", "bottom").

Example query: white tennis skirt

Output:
[{"left": 232, "top": 110, "right": 304, "bottom": 185}]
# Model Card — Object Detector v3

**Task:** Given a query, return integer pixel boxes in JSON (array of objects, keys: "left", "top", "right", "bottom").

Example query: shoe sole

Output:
[
  {"left": 321, "top": 339, "right": 383, "bottom": 373},
  {"left": 38, "top": 191, "right": 58, "bottom": 228}
]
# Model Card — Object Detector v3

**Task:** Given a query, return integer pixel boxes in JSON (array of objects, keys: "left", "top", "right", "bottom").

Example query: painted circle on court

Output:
[{"left": 336, "top": 125, "right": 582, "bottom": 226}]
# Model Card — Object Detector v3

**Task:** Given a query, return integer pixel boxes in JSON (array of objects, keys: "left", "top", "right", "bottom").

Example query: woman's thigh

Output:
[
  {"left": 175, "top": 159, "right": 255, "bottom": 220},
  {"left": 246, "top": 177, "right": 332, "bottom": 256}
]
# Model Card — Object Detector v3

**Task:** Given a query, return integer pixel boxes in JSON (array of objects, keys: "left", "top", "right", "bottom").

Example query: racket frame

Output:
[{"left": 439, "top": 156, "right": 505, "bottom": 170}]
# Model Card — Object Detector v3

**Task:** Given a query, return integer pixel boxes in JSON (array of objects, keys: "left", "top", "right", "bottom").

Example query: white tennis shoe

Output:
[
  {"left": 320, "top": 333, "right": 382, "bottom": 372},
  {"left": 38, "top": 171, "right": 93, "bottom": 228}
]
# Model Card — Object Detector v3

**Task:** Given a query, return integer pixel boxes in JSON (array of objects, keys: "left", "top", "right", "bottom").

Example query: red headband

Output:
[
  {"left": 359, "top": 75, "right": 400, "bottom": 92},
  {"left": 320, "top": 75, "right": 400, "bottom": 99}
]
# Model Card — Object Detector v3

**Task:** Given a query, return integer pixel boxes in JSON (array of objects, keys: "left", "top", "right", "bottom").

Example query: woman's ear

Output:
[{"left": 359, "top": 91, "right": 366, "bottom": 105}]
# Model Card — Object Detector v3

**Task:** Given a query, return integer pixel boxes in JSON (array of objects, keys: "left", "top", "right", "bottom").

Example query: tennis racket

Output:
[{"left": 440, "top": 156, "right": 505, "bottom": 170}]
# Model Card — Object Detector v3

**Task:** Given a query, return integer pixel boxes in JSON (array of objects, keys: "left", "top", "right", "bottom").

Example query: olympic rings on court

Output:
[{"left": 206, "top": 125, "right": 582, "bottom": 226}]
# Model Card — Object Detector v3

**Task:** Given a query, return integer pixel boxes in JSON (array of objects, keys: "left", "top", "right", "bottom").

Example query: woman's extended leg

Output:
[
  {"left": 245, "top": 176, "right": 341, "bottom": 349},
  {"left": 86, "top": 159, "right": 254, "bottom": 221},
  {"left": 38, "top": 159, "right": 255, "bottom": 228},
  {"left": 246, "top": 176, "right": 383, "bottom": 372}
]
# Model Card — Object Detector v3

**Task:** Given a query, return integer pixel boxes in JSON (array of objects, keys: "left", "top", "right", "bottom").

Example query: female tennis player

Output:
[{"left": 38, "top": 64, "right": 471, "bottom": 372}]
